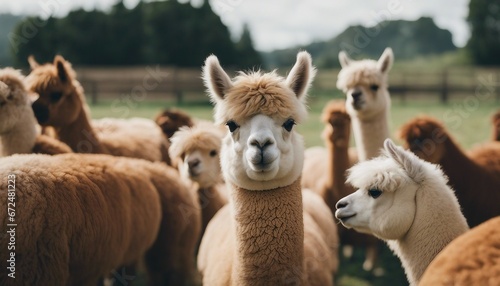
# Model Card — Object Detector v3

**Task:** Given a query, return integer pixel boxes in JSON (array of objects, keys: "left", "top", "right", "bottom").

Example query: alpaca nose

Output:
[
  {"left": 351, "top": 90, "right": 362, "bottom": 101},
  {"left": 249, "top": 137, "right": 274, "bottom": 151},
  {"left": 336, "top": 199, "right": 349, "bottom": 209},
  {"left": 188, "top": 158, "right": 200, "bottom": 169}
]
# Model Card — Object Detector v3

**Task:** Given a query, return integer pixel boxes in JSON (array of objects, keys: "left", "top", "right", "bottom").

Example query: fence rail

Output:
[{"left": 74, "top": 66, "right": 500, "bottom": 105}]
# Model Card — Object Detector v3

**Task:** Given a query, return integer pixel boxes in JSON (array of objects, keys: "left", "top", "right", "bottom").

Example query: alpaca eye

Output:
[
  {"left": 50, "top": 92, "right": 63, "bottom": 103},
  {"left": 370, "top": 85, "right": 379, "bottom": 92},
  {"left": 209, "top": 150, "right": 217, "bottom": 157},
  {"left": 368, "top": 189, "right": 382, "bottom": 199},
  {"left": 226, "top": 120, "right": 239, "bottom": 133},
  {"left": 282, "top": 119, "right": 295, "bottom": 132}
]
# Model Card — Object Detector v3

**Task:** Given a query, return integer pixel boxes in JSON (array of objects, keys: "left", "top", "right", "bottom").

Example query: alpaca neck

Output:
[
  {"left": 231, "top": 178, "right": 304, "bottom": 285},
  {"left": 351, "top": 110, "right": 389, "bottom": 161},
  {"left": 56, "top": 107, "right": 105, "bottom": 154},
  {"left": 389, "top": 185, "right": 469, "bottom": 285},
  {"left": 0, "top": 110, "right": 38, "bottom": 156},
  {"left": 325, "top": 135, "right": 351, "bottom": 209}
]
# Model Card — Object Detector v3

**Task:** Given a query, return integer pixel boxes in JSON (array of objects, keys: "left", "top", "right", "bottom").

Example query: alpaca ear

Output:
[
  {"left": 338, "top": 51, "right": 351, "bottom": 68},
  {"left": 377, "top": 48, "right": 393, "bottom": 74},
  {"left": 28, "top": 55, "right": 39, "bottom": 69},
  {"left": 202, "top": 55, "right": 233, "bottom": 102},
  {"left": 54, "top": 55, "right": 71, "bottom": 83},
  {"left": 384, "top": 139, "right": 423, "bottom": 181},
  {"left": 286, "top": 51, "right": 316, "bottom": 100}
]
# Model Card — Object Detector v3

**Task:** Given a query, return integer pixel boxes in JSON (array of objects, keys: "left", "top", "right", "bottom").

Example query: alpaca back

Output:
[
  {"left": 0, "top": 154, "right": 162, "bottom": 285},
  {"left": 32, "top": 134, "right": 73, "bottom": 155}
]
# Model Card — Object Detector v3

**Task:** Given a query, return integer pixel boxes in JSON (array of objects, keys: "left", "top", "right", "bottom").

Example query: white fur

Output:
[{"left": 335, "top": 139, "right": 469, "bottom": 285}]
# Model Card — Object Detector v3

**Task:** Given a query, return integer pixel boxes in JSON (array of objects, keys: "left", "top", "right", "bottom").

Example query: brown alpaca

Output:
[
  {"left": 419, "top": 216, "right": 500, "bottom": 285},
  {"left": 155, "top": 108, "right": 194, "bottom": 139},
  {"left": 0, "top": 67, "right": 72, "bottom": 156},
  {"left": 0, "top": 153, "right": 200, "bottom": 286},
  {"left": 399, "top": 116, "right": 500, "bottom": 227},
  {"left": 302, "top": 100, "right": 379, "bottom": 271},
  {"left": 26, "top": 55, "right": 170, "bottom": 164},
  {"left": 492, "top": 110, "right": 500, "bottom": 141}
]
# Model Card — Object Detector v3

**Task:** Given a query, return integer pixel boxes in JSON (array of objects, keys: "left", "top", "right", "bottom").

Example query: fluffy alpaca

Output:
[
  {"left": 419, "top": 216, "right": 500, "bottom": 285},
  {"left": 155, "top": 108, "right": 194, "bottom": 139},
  {"left": 169, "top": 122, "right": 228, "bottom": 235},
  {"left": 335, "top": 139, "right": 469, "bottom": 285},
  {"left": 303, "top": 100, "right": 379, "bottom": 271},
  {"left": 0, "top": 153, "right": 201, "bottom": 286},
  {"left": 337, "top": 48, "right": 393, "bottom": 161},
  {"left": 197, "top": 52, "right": 338, "bottom": 285},
  {"left": 26, "top": 55, "right": 170, "bottom": 164},
  {"left": 399, "top": 116, "right": 500, "bottom": 227},
  {"left": 493, "top": 110, "right": 500, "bottom": 141},
  {"left": 0, "top": 68, "right": 72, "bottom": 156}
]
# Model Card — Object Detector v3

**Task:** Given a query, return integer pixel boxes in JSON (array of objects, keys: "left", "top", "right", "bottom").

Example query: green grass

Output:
[{"left": 86, "top": 93, "right": 498, "bottom": 286}]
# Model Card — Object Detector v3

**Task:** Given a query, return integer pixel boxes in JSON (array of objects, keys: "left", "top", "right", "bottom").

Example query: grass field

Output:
[{"left": 86, "top": 92, "right": 498, "bottom": 286}]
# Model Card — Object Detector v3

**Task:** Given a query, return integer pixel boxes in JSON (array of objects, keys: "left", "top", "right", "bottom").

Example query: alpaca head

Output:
[
  {"left": 0, "top": 68, "right": 33, "bottom": 134},
  {"left": 26, "top": 55, "right": 85, "bottom": 127},
  {"left": 398, "top": 116, "right": 448, "bottom": 164},
  {"left": 335, "top": 139, "right": 445, "bottom": 240},
  {"left": 169, "top": 123, "right": 225, "bottom": 188},
  {"left": 155, "top": 108, "right": 194, "bottom": 139},
  {"left": 203, "top": 51, "right": 315, "bottom": 190},
  {"left": 336, "top": 48, "right": 393, "bottom": 119},
  {"left": 321, "top": 100, "right": 351, "bottom": 147}
]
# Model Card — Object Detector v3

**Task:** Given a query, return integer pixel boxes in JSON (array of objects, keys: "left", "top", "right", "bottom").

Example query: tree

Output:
[
  {"left": 467, "top": 0, "right": 500, "bottom": 65},
  {"left": 235, "top": 23, "right": 262, "bottom": 69}
]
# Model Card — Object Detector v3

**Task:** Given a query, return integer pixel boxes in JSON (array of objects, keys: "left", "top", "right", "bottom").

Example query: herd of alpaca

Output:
[{"left": 0, "top": 48, "right": 499, "bottom": 286}]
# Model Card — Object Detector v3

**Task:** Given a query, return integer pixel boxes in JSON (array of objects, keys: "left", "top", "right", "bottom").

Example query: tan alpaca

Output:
[
  {"left": 197, "top": 52, "right": 338, "bottom": 285},
  {"left": 26, "top": 55, "right": 170, "bottom": 164},
  {"left": 155, "top": 108, "right": 195, "bottom": 139},
  {"left": 337, "top": 48, "right": 393, "bottom": 161},
  {"left": 419, "top": 216, "right": 500, "bottom": 285},
  {"left": 493, "top": 110, "right": 500, "bottom": 141},
  {"left": 336, "top": 139, "right": 469, "bottom": 285},
  {"left": 169, "top": 122, "right": 228, "bottom": 235},
  {"left": 0, "top": 67, "right": 72, "bottom": 156}
]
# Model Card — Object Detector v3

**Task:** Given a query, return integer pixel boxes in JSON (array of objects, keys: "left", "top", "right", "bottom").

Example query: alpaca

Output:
[
  {"left": 303, "top": 100, "right": 379, "bottom": 272},
  {"left": 26, "top": 55, "right": 170, "bottom": 164},
  {"left": 419, "top": 216, "right": 500, "bottom": 285},
  {"left": 0, "top": 67, "right": 72, "bottom": 156},
  {"left": 399, "top": 116, "right": 500, "bottom": 227},
  {"left": 493, "top": 110, "right": 500, "bottom": 141},
  {"left": 0, "top": 153, "right": 201, "bottom": 286},
  {"left": 169, "top": 122, "right": 228, "bottom": 235},
  {"left": 197, "top": 52, "right": 338, "bottom": 285},
  {"left": 335, "top": 139, "right": 469, "bottom": 285},
  {"left": 155, "top": 108, "right": 195, "bottom": 139},
  {"left": 337, "top": 48, "right": 393, "bottom": 161}
]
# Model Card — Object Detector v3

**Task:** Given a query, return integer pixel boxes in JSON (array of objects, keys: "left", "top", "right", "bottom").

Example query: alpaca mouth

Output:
[
  {"left": 352, "top": 101, "right": 365, "bottom": 110},
  {"left": 335, "top": 212, "right": 356, "bottom": 222}
]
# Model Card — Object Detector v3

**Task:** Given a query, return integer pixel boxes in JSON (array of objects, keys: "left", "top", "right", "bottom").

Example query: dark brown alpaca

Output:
[
  {"left": 492, "top": 110, "right": 500, "bottom": 141},
  {"left": 26, "top": 55, "right": 171, "bottom": 164},
  {"left": 303, "top": 100, "right": 379, "bottom": 271},
  {"left": 155, "top": 108, "right": 194, "bottom": 139},
  {"left": 399, "top": 116, "right": 500, "bottom": 227}
]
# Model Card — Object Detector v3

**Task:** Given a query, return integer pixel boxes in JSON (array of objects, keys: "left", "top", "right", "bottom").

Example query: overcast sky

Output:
[{"left": 0, "top": 0, "right": 470, "bottom": 51}]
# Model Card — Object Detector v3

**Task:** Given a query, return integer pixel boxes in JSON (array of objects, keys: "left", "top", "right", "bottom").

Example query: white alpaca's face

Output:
[
  {"left": 221, "top": 114, "right": 304, "bottom": 190},
  {"left": 0, "top": 79, "right": 32, "bottom": 134},
  {"left": 180, "top": 148, "right": 222, "bottom": 189},
  {"left": 345, "top": 83, "right": 390, "bottom": 118}
]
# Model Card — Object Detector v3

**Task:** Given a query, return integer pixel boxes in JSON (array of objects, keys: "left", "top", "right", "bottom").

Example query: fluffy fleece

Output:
[
  {"left": 399, "top": 115, "right": 500, "bottom": 227},
  {"left": 493, "top": 110, "right": 500, "bottom": 141},
  {"left": 155, "top": 108, "right": 194, "bottom": 139},
  {"left": 0, "top": 68, "right": 71, "bottom": 156},
  {"left": 336, "top": 139, "right": 469, "bottom": 285},
  {"left": 336, "top": 48, "right": 393, "bottom": 161},
  {"left": 0, "top": 153, "right": 200, "bottom": 286},
  {"left": 169, "top": 122, "right": 228, "bottom": 235},
  {"left": 26, "top": 55, "right": 170, "bottom": 164},
  {"left": 198, "top": 52, "right": 338, "bottom": 285},
  {"left": 419, "top": 216, "right": 500, "bottom": 285}
]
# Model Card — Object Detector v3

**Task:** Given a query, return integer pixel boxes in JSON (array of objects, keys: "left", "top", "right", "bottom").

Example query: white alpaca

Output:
[
  {"left": 335, "top": 139, "right": 469, "bottom": 286},
  {"left": 197, "top": 52, "right": 338, "bottom": 285},
  {"left": 337, "top": 48, "right": 393, "bottom": 161}
]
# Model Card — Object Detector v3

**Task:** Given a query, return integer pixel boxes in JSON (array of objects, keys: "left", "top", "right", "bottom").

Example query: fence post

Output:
[
  {"left": 440, "top": 70, "right": 448, "bottom": 104},
  {"left": 172, "top": 68, "right": 183, "bottom": 105},
  {"left": 90, "top": 80, "right": 98, "bottom": 105}
]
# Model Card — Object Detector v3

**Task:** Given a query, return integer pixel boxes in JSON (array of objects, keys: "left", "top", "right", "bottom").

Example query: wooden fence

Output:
[{"left": 75, "top": 66, "right": 500, "bottom": 105}]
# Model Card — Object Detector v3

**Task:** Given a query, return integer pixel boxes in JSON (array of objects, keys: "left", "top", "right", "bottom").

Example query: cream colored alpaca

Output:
[
  {"left": 198, "top": 52, "right": 338, "bottom": 285},
  {"left": 337, "top": 48, "right": 393, "bottom": 161},
  {"left": 169, "top": 122, "right": 228, "bottom": 235},
  {"left": 419, "top": 216, "right": 500, "bottom": 285},
  {"left": 0, "top": 68, "right": 71, "bottom": 156},
  {"left": 335, "top": 139, "right": 469, "bottom": 286}
]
